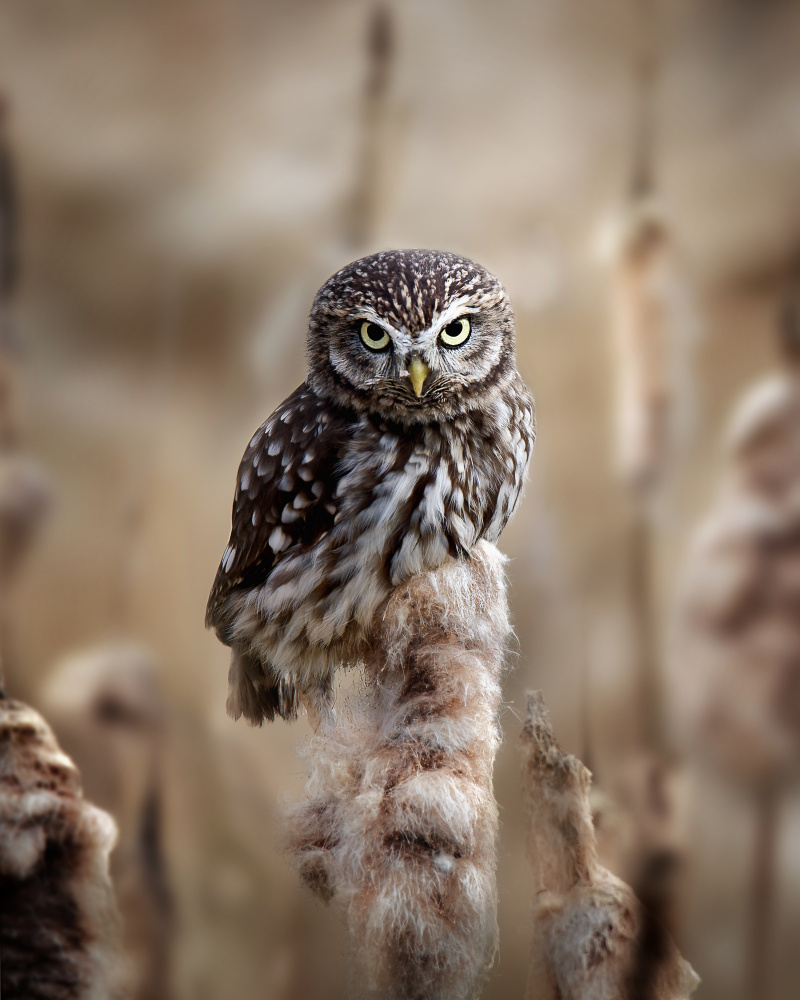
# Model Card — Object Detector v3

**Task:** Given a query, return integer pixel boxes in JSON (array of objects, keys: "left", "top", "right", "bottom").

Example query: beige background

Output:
[{"left": 2, "top": 1, "right": 800, "bottom": 997}]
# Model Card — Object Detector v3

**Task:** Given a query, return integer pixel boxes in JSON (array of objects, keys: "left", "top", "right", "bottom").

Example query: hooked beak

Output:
[{"left": 407, "top": 356, "right": 430, "bottom": 398}]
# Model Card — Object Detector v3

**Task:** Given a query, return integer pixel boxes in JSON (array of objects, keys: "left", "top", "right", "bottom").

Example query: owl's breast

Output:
[{"left": 247, "top": 398, "right": 524, "bottom": 646}]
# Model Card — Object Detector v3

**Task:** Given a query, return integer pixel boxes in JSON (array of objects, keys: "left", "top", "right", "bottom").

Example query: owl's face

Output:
[{"left": 306, "top": 250, "right": 518, "bottom": 423}]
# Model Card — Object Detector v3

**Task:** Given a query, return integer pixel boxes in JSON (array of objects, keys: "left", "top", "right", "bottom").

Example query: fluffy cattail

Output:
[
  {"left": 672, "top": 372, "right": 800, "bottom": 788},
  {"left": 0, "top": 698, "right": 127, "bottom": 999},
  {"left": 520, "top": 691, "right": 699, "bottom": 1000},
  {"left": 671, "top": 368, "right": 800, "bottom": 1000},
  {"left": 286, "top": 541, "right": 507, "bottom": 1000}
]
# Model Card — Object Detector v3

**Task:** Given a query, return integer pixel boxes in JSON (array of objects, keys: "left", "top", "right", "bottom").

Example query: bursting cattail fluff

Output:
[{"left": 286, "top": 541, "right": 507, "bottom": 1000}]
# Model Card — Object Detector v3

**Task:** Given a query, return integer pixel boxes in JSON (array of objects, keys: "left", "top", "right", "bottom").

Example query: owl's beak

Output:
[{"left": 407, "top": 356, "right": 429, "bottom": 397}]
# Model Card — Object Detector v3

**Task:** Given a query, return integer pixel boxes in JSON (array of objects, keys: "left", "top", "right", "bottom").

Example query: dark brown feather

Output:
[{"left": 205, "top": 384, "right": 352, "bottom": 631}]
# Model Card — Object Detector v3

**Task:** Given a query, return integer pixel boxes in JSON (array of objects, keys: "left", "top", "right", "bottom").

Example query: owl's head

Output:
[{"left": 306, "top": 249, "right": 518, "bottom": 423}]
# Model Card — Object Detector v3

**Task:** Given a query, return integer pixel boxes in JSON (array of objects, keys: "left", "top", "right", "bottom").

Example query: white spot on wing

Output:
[{"left": 269, "top": 526, "right": 290, "bottom": 553}]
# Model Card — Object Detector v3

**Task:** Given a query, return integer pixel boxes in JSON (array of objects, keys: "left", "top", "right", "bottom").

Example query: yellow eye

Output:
[
  {"left": 359, "top": 320, "right": 391, "bottom": 351},
  {"left": 439, "top": 317, "right": 471, "bottom": 348}
]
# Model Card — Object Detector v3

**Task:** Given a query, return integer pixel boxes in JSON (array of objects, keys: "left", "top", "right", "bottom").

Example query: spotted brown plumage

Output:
[
  {"left": 207, "top": 249, "right": 535, "bottom": 724},
  {"left": 205, "top": 387, "right": 350, "bottom": 624}
]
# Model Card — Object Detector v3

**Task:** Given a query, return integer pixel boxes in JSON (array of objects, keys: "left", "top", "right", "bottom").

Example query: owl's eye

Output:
[
  {"left": 439, "top": 317, "right": 471, "bottom": 348},
  {"left": 359, "top": 321, "right": 391, "bottom": 351}
]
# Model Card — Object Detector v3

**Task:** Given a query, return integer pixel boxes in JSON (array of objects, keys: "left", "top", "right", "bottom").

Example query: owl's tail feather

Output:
[{"left": 226, "top": 646, "right": 298, "bottom": 725}]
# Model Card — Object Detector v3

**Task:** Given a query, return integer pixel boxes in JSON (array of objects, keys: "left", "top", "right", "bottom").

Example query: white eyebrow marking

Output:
[
  {"left": 417, "top": 295, "right": 479, "bottom": 348},
  {"left": 349, "top": 295, "right": 479, "bottom": 356},
  {"left": 349, "top": 307, "right": 395, "bottom": 334}
]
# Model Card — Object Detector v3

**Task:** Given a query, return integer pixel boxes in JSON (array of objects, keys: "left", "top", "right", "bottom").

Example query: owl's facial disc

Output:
[
  {"left": 323, "top": 303, "right": 504, "bottom": 418},
  {"left": 307, "top": 249, "right": 517, "bottom": 422}
]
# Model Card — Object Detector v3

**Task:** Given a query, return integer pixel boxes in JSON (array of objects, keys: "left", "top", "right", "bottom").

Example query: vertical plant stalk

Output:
[
  {"left": 745, "top": 786, "right": 778, "bottom": 1000},
  {"left": 345, "top": 2, "right": 394, "bottom": 250},
  {"left": 0, "top": 96, "right": 51, "bottom": 697},
  {"left": 612, "top": 0, "right": 697, "bottom": 760},
  {"left": 286, "top": 541, "right": 507, "bottom": 1000},
  {"left": 0, "top": 93, "right": 20, "bottom": 356},
  {"left": 520, "top": 690, "right": 699, "bottom": 1000}
]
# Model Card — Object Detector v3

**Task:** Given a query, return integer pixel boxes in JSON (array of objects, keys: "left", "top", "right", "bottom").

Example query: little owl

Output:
[{"left": 206, "top": 249, "right": 534, "bottom": 724}]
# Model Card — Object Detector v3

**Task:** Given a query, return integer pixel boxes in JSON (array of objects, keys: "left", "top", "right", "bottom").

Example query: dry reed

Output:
[{"left": 520, "top": 691, "right": 698, "bottom": 1000}]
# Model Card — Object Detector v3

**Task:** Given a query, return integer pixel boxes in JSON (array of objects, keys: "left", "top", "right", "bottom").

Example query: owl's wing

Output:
[{"left": 205, "top": 384, "right": 350, "bottom": 631}]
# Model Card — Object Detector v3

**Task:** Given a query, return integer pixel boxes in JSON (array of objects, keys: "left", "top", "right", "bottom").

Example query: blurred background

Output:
[{"left": 1, "top": 0, "right": 800, "bottom": 997}]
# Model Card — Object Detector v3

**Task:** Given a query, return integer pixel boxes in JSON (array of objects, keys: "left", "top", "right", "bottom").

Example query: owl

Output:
[{"left": 206, "top": 249, "right": 534, "bottom": 725}]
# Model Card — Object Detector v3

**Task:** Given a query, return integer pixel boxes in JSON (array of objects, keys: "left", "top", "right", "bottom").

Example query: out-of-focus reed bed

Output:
[
  {"left": 671, "top": 316, "right": 800, "bottom": 1000},
  {"left": 0, "top": 96, "right": 51, "bottom": 689},
  {"left": 0, "top": 92, "right": 131, "bottom": 999},
  {"left": 41, "top": 644, "right": 175, "bottom": 1000}
]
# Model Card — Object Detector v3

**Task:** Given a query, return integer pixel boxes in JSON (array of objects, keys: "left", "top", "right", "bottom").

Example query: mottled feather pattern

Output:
[
  {"left": 206, "top": 249, "right": 535, "bottom": 724},
  {"left": 205, "top": 387, "right": 350, "bottom": 624}
]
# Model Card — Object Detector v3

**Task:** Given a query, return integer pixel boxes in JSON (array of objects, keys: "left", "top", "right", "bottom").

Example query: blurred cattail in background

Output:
[
  {"left": 672, "top": 274, "right": 800, "bottom": 1000},
  {"left": 40, "top": 644, "right": 175, "bottom": 1000},
  {"left": 608, "top": 199, "right": 699, "bottom": 502},
  {"left": 674, "top": 373, "right": 800, "bottom": 790},
  {"left": 0, "top": 94, "right": 51, "bottom": 692},
  {"left": 0, "top": 699, "right": 127, "bottom": 999},
  {"left": 0, "top": 94, "right": 19, "bottom": 359},
  {"left": 602, "top": 0, "right": 700, "bottom": 752},
  {"left": 343, "top": 2, "right": 395, "bottom": 252},
  {"left": 587, "top": 5, "right": 700, "bottom": 980},
  {"left": 0, "top": 92, "right": 130, "bottom": 999}
]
